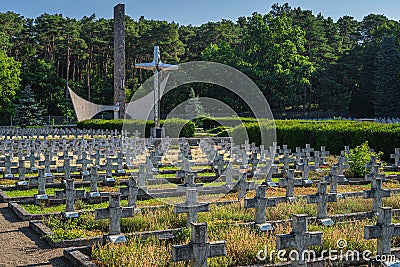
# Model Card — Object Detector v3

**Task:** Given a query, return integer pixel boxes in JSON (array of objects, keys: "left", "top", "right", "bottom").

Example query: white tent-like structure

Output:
[{"left": 68, "top": 87, "right": 119, "bottom": 121}]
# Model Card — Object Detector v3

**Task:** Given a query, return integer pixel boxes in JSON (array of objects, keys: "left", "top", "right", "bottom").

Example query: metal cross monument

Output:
[{"left": 134, "top": 46, "right": 178, "bottom": 136}]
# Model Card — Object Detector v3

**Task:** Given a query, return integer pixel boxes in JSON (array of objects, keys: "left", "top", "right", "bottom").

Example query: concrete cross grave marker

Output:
[
  {"left": 302, "top": 144, "right": 314, "bottom": 159},
  {"left": 177, "top": 172, "right": 203, "bottom": 192},
  {"left": 137, "top": 164, "right": 148, "bottom": 193},
  {"left": 221, "top": 166, "right": 235, "bottom": 189},
  {"left": 335, "top": 156, "right": 349, "bottom": 176},
  {"left": 263, "top": 159, "right": 278, "bottom": 187},
  {"left": 28, "top": 151, "right": 38, "bottom": 173},
  {"left": 307, "top": 181, "right": 337, "bottom": 225},
  {"left": 279, "top": 169, "right": 302, "bottom": 201},
  {"left": 55, "top": 179, "right": 85, "bottom": 218},
  {"left": 320, "top": 146, "right": 330, "bottom": 165},
  {"left": 86, "top": 166, "right": 103, "bottom": 203},
  {"left": 279, "top": 151, "right": 293, "bottom": 172},
  {"left": 296, "top": 158, "right": 313, "bottom": 186},
  {"left": 312, "top": 151, "right": 322, "bottom": 172},
  {"left": 364, "top": 207, "right": 400, "bottom": 257},
  {"left": 119, "top": 176, "right": 139, "bottom": 208},
  {"left": 364, "top": 178, "right": 390, "bottom": 213},
  {"left": 76, "top": 151, "right": 92, "bottom": 177},
  {"left": 172, "top": 222, "right": 226, "bottom": 267},
  {"left": 390, "top": 148, "right": 400, "bottom": 167},
  {"left": 104, "top": 157, "right": 117, "bottom": 184},
  {"left": 34, "top": 168, "right": 49, "bottom": 203},
  {"left": 3, "top": 155, "right": 13, "bottom": 179},
  {"left": 95, "top": 193, "right": 137, "bottom": 243},
  {"left": 16, "top": 158, "right": 28, "bottom": 187},
  {"left": 236, "top": 172, "right": 255, "bottom": 201},
  {"left": 324, "top": 166, "right": 347, "bottom": 198},
  {"left": 293, "top": 147, "right": 304, "bottom": 165},
  {"left": 365, "top": 156, "right": 379, "bottom": 174},
  {"left": 276, "top": 214, "right": 323, "bottom": 267},
  {"left": 240, "top": 149, "right": 249, "bottom": 169},
  {"left": 244, "top": 185, "right": 277, "bottom": 231},
  {"left": 174, "top": 188, "right": 210, "bottom": 227},
  {"left": 43, "top": 152, "right": 55, "bottom": 181},
  {"left": 116, "top": 151, "right": 126, "bottom": 175}
]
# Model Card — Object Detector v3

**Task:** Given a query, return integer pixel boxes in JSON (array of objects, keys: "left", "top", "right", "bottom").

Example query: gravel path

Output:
[{"left": 0, "top": 203, "right": 69, "bottom": 267}]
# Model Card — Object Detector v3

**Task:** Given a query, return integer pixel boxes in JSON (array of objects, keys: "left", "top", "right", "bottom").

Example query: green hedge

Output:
[
  {"left": 77, "top": 119, "right": 195, "bottom": 138},
  {"left": 198, "top": 117, "right": 258, "bottom": 130},
  {"left": 231, "top": 120, "right": 400, "bottom": 160}
]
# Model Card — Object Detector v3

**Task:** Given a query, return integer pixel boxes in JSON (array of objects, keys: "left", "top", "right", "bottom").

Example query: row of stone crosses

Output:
[{"left": 1, "top": 128, "right": 400, "bottom": 266}]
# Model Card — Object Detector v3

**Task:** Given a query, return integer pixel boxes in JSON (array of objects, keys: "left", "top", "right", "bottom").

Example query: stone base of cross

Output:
[{"left": 172, "top": 222, "right": 226, "bottom": 266}]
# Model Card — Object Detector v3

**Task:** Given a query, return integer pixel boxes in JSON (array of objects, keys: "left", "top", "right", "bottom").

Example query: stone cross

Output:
[
  {"left": 4, "top": 155, "right": 12, "bottom": 178},
  {"left": 37, "top": 168, "right": 47, "bottom": 196},
  {"left": 279, "top": 170, "right": 302, "bottom": 199},
  {"left": 29, "top": 151, "right": 37, "bottom": 172},
  {"left": 222, "top": 166, "right": 234, "bottom": 188},
  {"left": 244, "top": 185, "right": 277, "bottom": 225},
  {"left": 88, "top": 166, "right": 101, "bottom": 195},
  {"left": 364, "top": 178, "right": 390, "bottom": 213},
  {"left": 250, "top": 150, "right": 259, "bottom": 175},
  {"left": 64, "top": 157, "right": 71, "bottom": 180},
  {"left": 237, "top": 172, "right": 254, "bottom": 201},
  {"left": 264, "top": 160, "right": 278, "bottom": 187},
  {"left": 279, "top": 151, "right": 293, "bottom": 171},
  {"left": 18, "top": 158, "right": 25, "bottom": 181},
  {"left": 320, "top": 146, "right": 330, "bottom": 164},
  {"left": 43, "top": 152, "right": 55, "bottom": 175},
  {"left": 174, "top": 189, "right": 210, "bottom": 227},
  {"left": 105, "top": 157, "right": 117, "bottom": 178},
  {"left": 116, "top": 151, "right": 126, "bottom": 175},
  {"left": 364, "top": 207, "right": 400, "bottom": 256},
  {"left": 325, "top": 166, "right": 347, "bottom": 194},
  {"left": 390, "top": 148, "right": 400, "bottom": 167},
  {"left": 172, "top": 222, "right": 226, "bottom": 267},
  {"left": 118, "top": 177, "right": 139, "bottom": 208},
  {"left": 312, "top": 151, "right": 321, "bottom": 170},
  {"left": 335, "top": 156, "right": 349, "bottom": 175},
  {"left": 276, "top": 214, "right": 323, "bottom": 267},
  {"left": 365, "top": 164, "right": 384, "bottom": 182},
  {"left": 76, "top": 151, "right": 92, "bottom": 175},
  {"left": 55, "top": 179, "right": 85, "bottom": 213},
  {"left": 293, "top": 147, "right": 304, "bottom": 165},
  {"left": 95, "top": 193, "right": 136, "bottom": 237},
  {"left": 302, "top": 144, "right": 314, "bottom": 158},
  {"left": 34, "top": 168, "right": 49, "bottom": 203},
  {"left": 365, "top": 156, "right": 379, "bottom": 174},
  {"left": 307, "top": 181, "right": 337, "bottom": 220},
  {"left": 296, "top": 158, "right": 312, "bottom": 181},
  {"left": 137, "top": 164, "right": 148, "bottom": 191}
]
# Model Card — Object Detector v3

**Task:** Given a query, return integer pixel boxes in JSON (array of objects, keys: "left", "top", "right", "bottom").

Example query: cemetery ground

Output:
[{"left": 3, "top": 126, "right": 400, "bottom": 266}]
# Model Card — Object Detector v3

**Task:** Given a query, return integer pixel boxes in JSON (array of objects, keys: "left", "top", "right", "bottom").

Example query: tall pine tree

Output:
[
  {"left": 14, "top": 84, "right": 43, "bottom": 127},
  {"left": 374, "top": 36, "right": 400, "bottom": 117}
]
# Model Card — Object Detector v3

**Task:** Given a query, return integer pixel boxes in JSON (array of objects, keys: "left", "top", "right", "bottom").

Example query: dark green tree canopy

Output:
[{"left": 1, "top": 3, "right": 400, "bottom": 123}]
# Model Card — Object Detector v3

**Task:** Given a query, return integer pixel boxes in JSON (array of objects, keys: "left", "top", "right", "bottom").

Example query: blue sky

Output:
[{"left": 1, "top": 0, "right": 400, "bottom": 25}]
